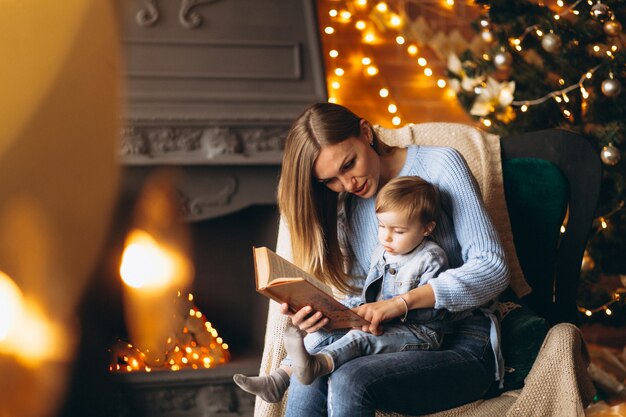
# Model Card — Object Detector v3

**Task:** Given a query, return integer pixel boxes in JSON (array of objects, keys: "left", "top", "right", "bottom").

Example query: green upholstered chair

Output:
[
  {"left": 494, "top": 129, "right": 601, "bottom": 394},
  {"left": 501, "top": 128, "right": 601, "bottom": 326}
]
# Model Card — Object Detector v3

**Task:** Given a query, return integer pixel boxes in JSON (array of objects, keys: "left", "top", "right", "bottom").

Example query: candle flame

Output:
[{"left": 120, "top": 229, "right": 187, "bottom": 289}]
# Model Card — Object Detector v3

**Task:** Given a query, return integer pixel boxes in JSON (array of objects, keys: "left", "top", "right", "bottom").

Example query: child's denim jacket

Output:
[{"left": 362, "top": 239, "right": 453, "bottom": 332}]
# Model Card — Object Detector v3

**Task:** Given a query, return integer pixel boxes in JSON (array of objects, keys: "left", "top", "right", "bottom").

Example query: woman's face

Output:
[{"left": 312, "top": 122, "right": 381, "bottom": 199}]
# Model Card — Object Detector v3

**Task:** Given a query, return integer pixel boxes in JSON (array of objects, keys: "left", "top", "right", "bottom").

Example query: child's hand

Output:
[
  {"left": 352, "top": 299, "right": 405, "bottom": 335},
  {"left": 280, "top": 303, "right": 329, "bottom": 333}
]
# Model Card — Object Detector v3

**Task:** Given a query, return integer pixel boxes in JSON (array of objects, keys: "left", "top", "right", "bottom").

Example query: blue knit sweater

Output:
[
  {"left": 341, "top": 145, "right": 510, "bottom": 382},
  {"left": 344, "top": 145, "right": 510, "bottom": 311}
]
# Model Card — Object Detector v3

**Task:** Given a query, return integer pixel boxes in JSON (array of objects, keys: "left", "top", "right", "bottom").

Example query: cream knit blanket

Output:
[{"left": 255, "top": 123, "right": 593, "bottom": 417}]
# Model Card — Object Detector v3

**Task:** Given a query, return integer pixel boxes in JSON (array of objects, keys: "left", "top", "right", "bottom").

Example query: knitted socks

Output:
[
  {"left": 233, "top": 367, "right": 290, "bottom": 403},
  {"left": 283, "top": 326, "right": 333, "bottom": 385}
]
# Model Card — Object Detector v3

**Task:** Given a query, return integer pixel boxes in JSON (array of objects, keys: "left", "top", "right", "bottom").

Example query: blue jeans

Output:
[
  {"left": 312, "top": 323, "right": 442, "bottom": 370},
  {"left": 285, "top": 313, "right": 495, "bottom": 417}
]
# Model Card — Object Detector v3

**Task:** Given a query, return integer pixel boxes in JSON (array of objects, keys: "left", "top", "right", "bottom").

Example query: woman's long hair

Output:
[{"left": 277, "top": 103, "right": 391, "bottom": 294}]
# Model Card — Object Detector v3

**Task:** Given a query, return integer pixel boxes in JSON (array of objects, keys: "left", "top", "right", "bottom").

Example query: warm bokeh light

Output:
[
  {"left": 120, "top": 229, "right": 181, "bottom": 290},
  {"left": 0, "top": 271, "right": 23, "bottom": 341},
  {"left": 0, "top": 271, "right": 70, "bottom": 366},
  {"left": 110, "top": 292, "right": 230, "bottom": 373}
]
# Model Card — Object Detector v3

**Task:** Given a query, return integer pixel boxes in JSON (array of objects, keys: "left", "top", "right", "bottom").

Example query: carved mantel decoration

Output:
[
  {"left": 135, "top": 0, "right": 225, "bottom": 29},
  {"left": 120, "top": 125, "right": 287, "bottom": 162}
]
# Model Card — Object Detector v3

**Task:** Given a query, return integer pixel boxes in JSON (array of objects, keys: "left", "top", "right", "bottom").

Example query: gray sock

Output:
[
  {"left": 284, "top": 326, "right": 333, "bottom": 385},
  {"left": 233, "top": 368, "right": 290, "bottom": 403}
]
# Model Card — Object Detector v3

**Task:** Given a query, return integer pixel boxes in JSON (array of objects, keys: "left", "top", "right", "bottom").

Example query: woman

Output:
[{"left": 276, "top": 102, "right": 509, "bottom": 416}]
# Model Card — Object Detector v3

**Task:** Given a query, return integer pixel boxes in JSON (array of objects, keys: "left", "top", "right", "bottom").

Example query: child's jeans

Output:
[{"left": 301, "top": 321, "right": 442, "bottom": 370}]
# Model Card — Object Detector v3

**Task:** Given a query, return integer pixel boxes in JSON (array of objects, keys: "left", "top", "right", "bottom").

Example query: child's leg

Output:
[
  {"left": 284, "top": 326, "right": 334, "bottom": 385},
  {"left": 233, "top": 365, "right": 291, "bottom": 403}
]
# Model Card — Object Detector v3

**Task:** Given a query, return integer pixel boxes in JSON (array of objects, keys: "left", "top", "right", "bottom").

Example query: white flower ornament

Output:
[{"left": 470, "top": 77, "right": 516, "bottom": 117}]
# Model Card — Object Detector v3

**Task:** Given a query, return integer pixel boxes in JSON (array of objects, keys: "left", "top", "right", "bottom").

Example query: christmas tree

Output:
[{"left": 446, "top": 0, "right": 626, "bottom": 324}]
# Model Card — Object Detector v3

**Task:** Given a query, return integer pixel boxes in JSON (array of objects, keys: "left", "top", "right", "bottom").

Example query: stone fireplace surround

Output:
[{"left": 57, "top": 1, "right": 328, "bottom": 416}]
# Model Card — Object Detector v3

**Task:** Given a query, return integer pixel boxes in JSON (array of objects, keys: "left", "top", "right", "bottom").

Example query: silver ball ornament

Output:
[
  {"left": 591, "top": 2, "right": 611, "bottom": 21},
  {"left": 541, "top": 33, "right": 561, "bottom": 53},
  {"left": 604, "top": 20, "right": 622, "bottom": 36},
  {"left": 601, "top": 144, "right": 621, "bottom": 166},
  {"left": 493, "top": 51, "right": 512, "bottom": 70},
  {"left": 601, "top": 78, "right": 622, "bottom": 97}
]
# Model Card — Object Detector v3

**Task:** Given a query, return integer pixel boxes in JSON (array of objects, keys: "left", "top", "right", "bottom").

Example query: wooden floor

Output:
[{"left": 315, "top": 0, "right": 480, "bottom": 128}]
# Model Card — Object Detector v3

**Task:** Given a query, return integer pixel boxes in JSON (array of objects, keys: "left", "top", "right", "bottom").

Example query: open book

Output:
[{"left": 253, "top": 246, "right": 369, "bottom": 330}]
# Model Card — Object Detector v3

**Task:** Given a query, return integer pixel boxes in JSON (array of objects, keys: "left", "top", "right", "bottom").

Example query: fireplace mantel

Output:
[
  {"left": 112, "top": 2, "right": 325, "bottom": 416},
  {"left": 119, "top": 0, "right": 326, "bottom": 221}
]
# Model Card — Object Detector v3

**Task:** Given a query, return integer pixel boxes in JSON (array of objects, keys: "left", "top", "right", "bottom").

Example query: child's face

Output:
[{"left": 376, "top": 210, "right": 434, "bottom": 255}]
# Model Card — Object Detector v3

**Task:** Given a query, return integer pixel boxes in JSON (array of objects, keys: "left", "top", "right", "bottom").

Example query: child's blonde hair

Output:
[{"left": 375, "top": 176, "right": 440, "bottom": 225}]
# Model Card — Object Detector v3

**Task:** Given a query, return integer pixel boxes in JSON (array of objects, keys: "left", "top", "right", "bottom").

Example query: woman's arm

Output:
[{"left": 426, "top": 148, "right": 510, "bottom": 311}]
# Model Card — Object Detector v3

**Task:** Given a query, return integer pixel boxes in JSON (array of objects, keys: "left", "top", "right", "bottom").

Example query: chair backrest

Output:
[{"left": 500, "top": 129, "right": 601, "bottom": 325}]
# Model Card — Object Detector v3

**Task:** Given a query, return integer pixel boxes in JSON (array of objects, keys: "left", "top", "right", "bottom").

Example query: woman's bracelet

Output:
[{"left": 395, "top": 295, "right": 409, "bottom": 323}]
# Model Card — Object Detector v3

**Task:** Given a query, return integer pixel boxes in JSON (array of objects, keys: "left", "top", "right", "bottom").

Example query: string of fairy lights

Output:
[
  {"left": 319, "top": 1, "right": 626, "bottom": 318},
  {"left": 320, "top": 0, "right": 457, "bottom": 126},
  {"left": 478, "top": 0, "right": 623, "bottom": 123}
]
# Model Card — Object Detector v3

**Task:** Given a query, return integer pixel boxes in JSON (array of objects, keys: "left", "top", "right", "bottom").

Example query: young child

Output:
[{"left": 234, "top": 176, "right": 449, "bottom": 400}]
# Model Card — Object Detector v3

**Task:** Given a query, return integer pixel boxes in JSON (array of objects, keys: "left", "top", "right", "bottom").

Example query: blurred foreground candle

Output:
[
  {"left": 0, "top": 0, "right": 121, "bottom": 415},
  {"left": 0, "top": 271, "right": 71, "bottom": 366}
]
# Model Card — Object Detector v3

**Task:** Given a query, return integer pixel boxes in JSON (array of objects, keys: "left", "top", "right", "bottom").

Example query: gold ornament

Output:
[
  {"left": 604, "top": 20, "right": 622, "bottom": 36},
  {"left": 600, "top": 143, "right": 621, "bottom": 165},
  {"left": 493, "top": 51, "right": 512, "bottom": 70},
  {"left": 541, "top": 33, "right": 561, "bottom": 53},
  {"left": 601, "top": 78, "right": 622, "bottom": 97}
]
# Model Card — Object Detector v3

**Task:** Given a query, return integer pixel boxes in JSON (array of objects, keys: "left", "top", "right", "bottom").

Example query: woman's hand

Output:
[
  {"left": 352, "top": 298, "right": 405, "bottom": 335},
  {"left": 280, "top": 303, "right": 329, "bottom": 333}
]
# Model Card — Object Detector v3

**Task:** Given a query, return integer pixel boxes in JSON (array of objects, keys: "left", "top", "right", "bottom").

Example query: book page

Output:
[{"left": 264, "top": 248, "right": 333, "bottom": 294}]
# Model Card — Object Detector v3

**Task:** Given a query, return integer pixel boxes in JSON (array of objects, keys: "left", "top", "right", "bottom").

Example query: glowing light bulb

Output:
[
  {"left": 417, "top": 57, "right": 427, "bottom": 66},
  {"left": 340, "top": 10, "right": 352, "bottom": 20},
  {"left": 424, "top": 68, "right": 433, "bottom": 76},
  {"left": 329, "top": 9, "right": 338, "bottom": 17},
  {"left": 605, "top": 308, "right": 612, "bottom": 316},
  {"left": 376, "top": 2, "right": 388, "bottom": 12},
  {"left": 396, "top": 36, "right": 405, "bottom": 45},
  {"left": 362, "top": 57, "right": 372, "bottom": 65},
  {"left": 355, "top": 20, "right": 366, "bottom": 30},
  {"left": 392, "top": 116, "right": 401, "bottom": 125},
  {"left": 437, "top": 79, "right": 446, "bottom": 88},
  {"left": 379, "top": 88, "right": 389, "bottom": 97},
  {"left": 407, "top": 45, "right": 418, "bottom": 55},
  {"left": 331, "top": 81, "right": 340, "bottom": 89},
  {"left": 388, "top": 104, "right": 397, "bottom": 113},
  {"left": 482, "top": 119, "right": 492, "bottom": 127},
  {"left": 334, "top": 68, "right": 344, "bottom": 76},
  {"left": 324, "top": 26, "right": 335, "bottom": 35},
  {"left": 585, "top": 310, "right": 592, "bottom": 317},
  {"left": 364, "top": 32, "right": 376, "bottom": 43},
  {"left": 366, "top": 65, "right": 378, "bottom": 75},
  {"left": 329, "top": 50, "right": 339, "bottom": 58},
  {"left": 389, "top": 15, "right": 402, "bottom": 27}
]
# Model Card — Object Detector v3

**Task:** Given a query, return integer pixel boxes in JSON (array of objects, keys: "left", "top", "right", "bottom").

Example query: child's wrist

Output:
[{"left": 394, "top": 295, "right": 409, "bottom": 323}]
